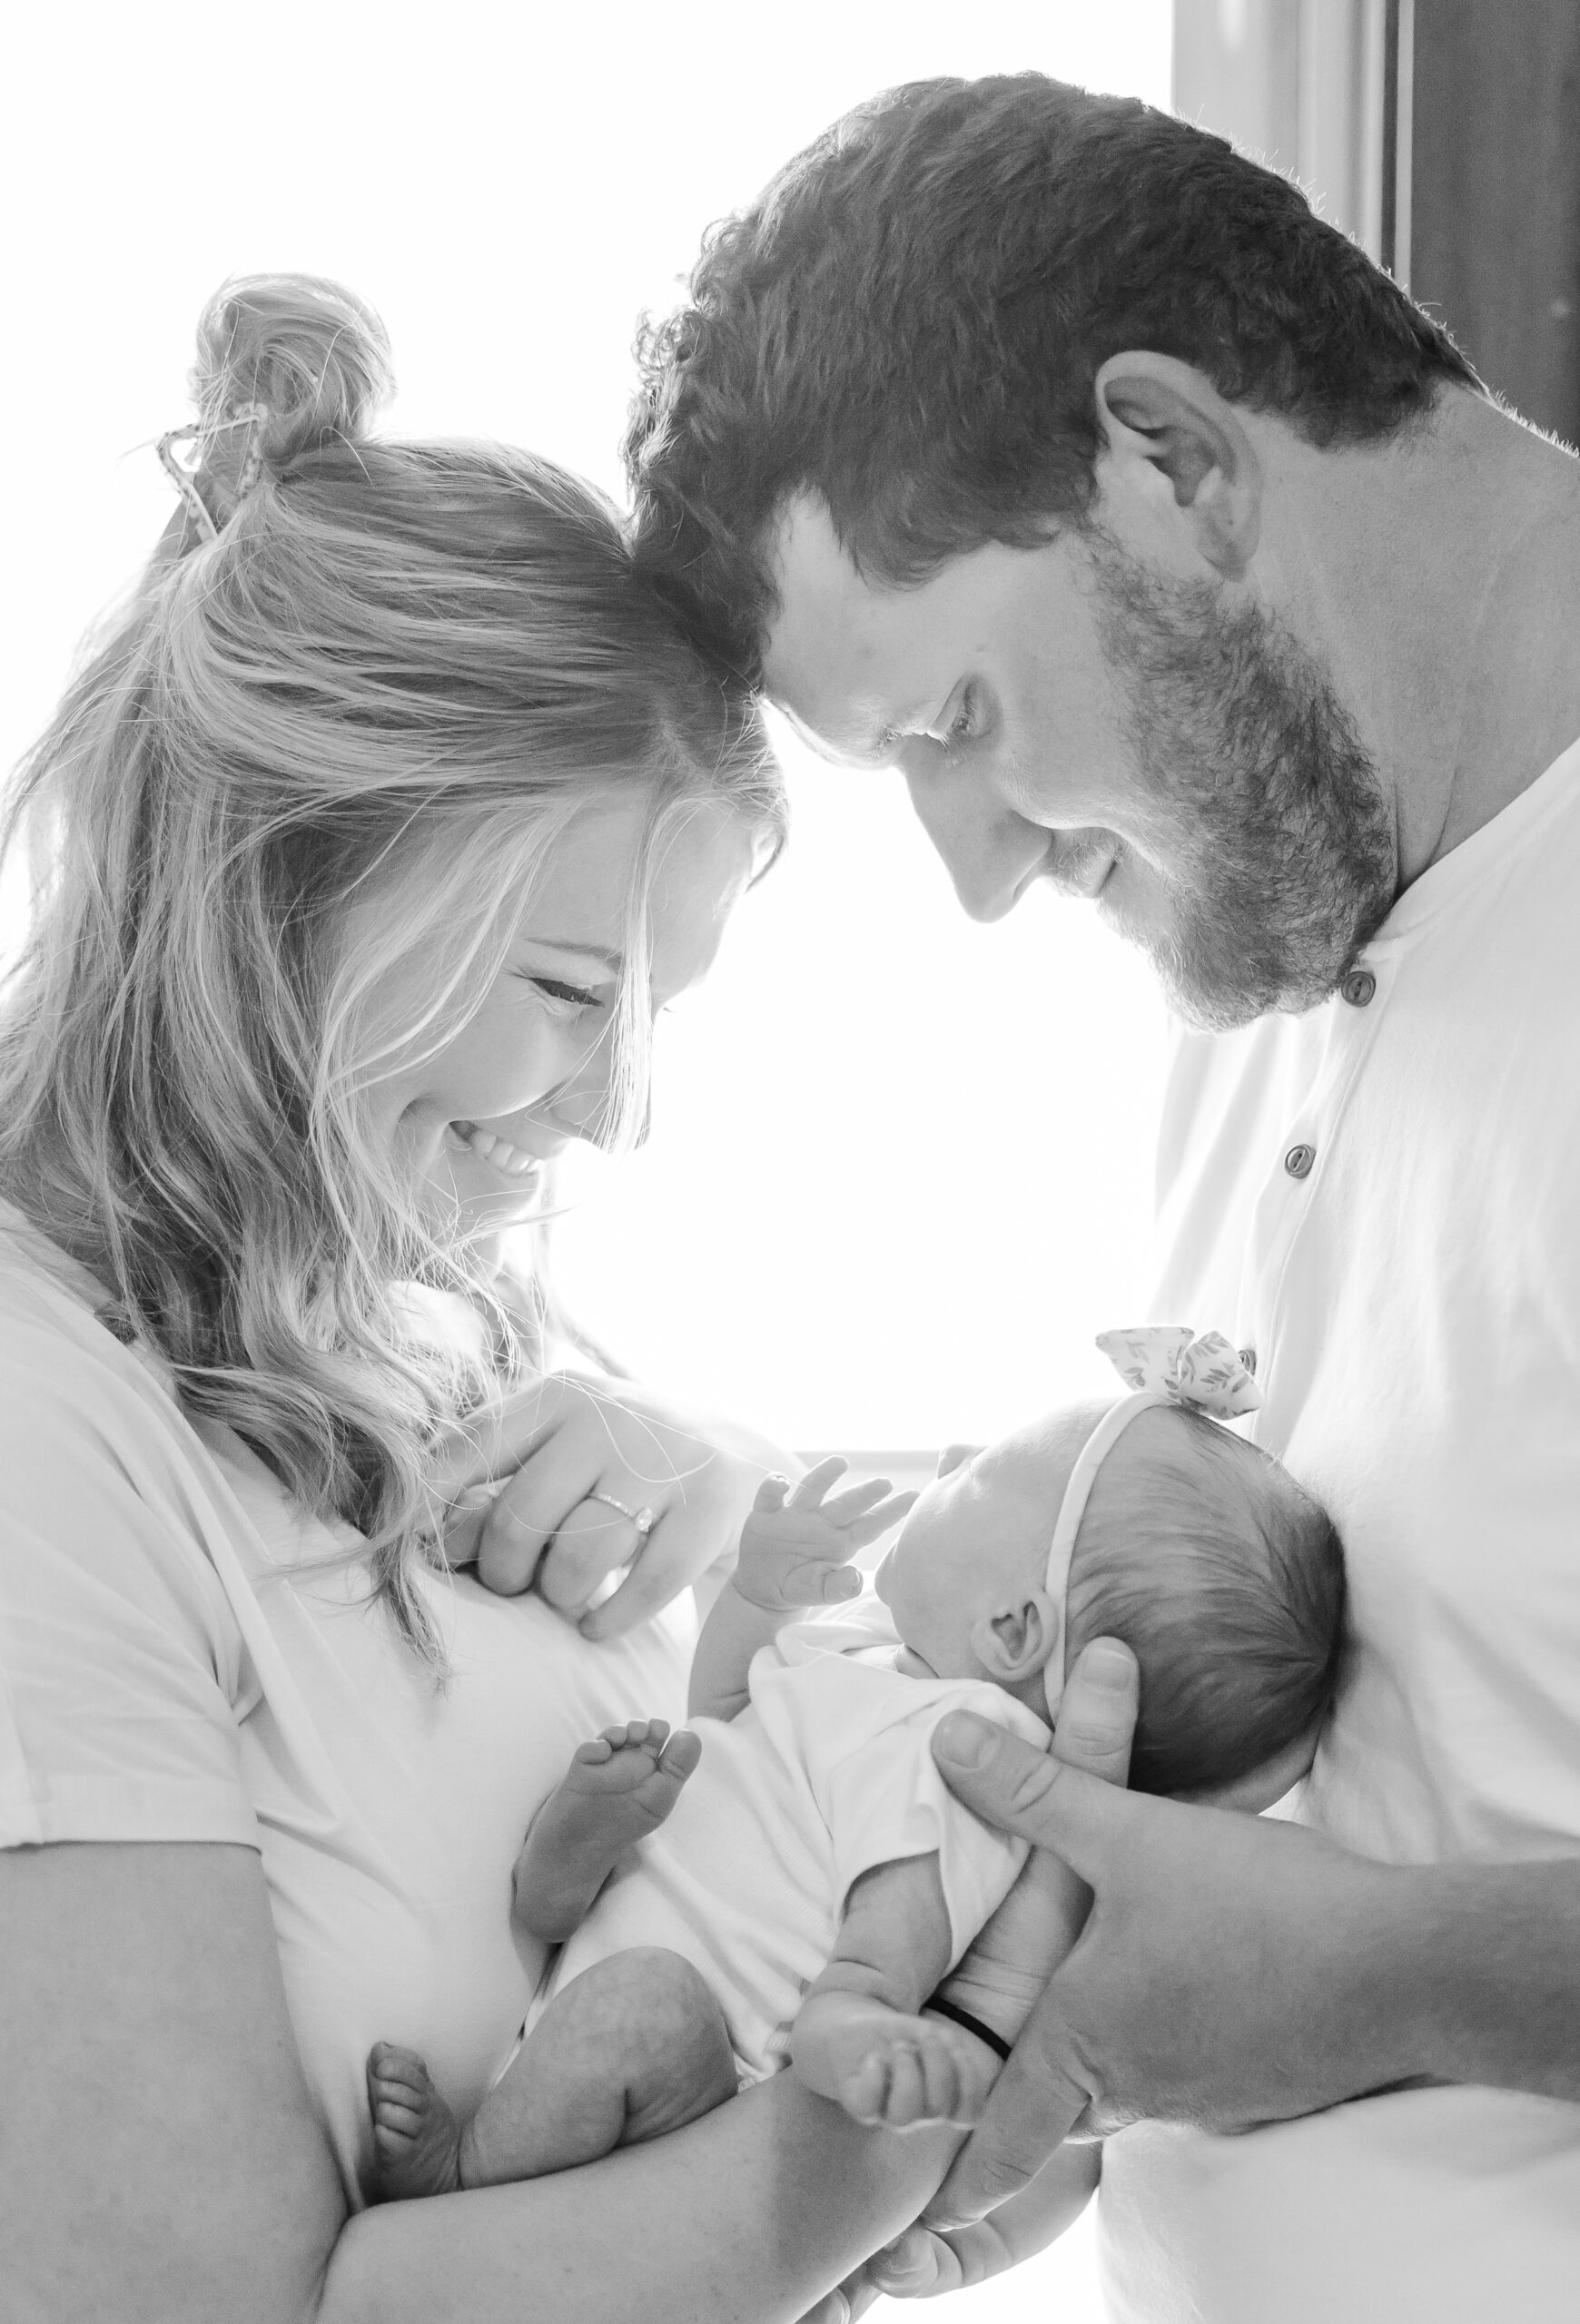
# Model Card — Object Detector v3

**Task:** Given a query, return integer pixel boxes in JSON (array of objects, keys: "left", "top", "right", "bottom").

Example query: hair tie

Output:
[
  {"left": 1042, "top": 1328, "right": 1261, "bottom": 1722},
  {"left": 155, "top": 401, "right": 273, "bottom": 546}
]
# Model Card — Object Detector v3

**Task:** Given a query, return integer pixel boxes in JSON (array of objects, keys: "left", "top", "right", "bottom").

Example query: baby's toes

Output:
[
  {"left": 366, "top": 2042, "right": 433, "bottom": 2123},
  {"left": 876, "top": 2040, "right": 931, "bottom": 2128},
  {"left": 838, "top": 2050, "right": 894, "bottom": 2127},
  {"left": 657, "top": 1728, "right": 702, "bottom": 1782}
]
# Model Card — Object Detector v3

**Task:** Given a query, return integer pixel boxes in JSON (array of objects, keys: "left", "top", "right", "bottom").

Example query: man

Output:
[{"left": 625, "top": 74, "right": 1580, "bottom": 2322}]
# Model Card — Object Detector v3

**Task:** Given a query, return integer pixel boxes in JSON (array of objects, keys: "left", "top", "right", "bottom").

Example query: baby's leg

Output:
[
  {"left": 368, "top": 1946, "right": 736, "bottom": 2201},
  {"left": 514, "top": 1718, "right": 702, "bottom": 1944}
]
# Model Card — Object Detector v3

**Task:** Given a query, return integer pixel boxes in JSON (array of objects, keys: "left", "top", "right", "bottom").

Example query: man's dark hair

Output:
[{"left": 626, "top": 73, "right": 1480, "bottom": 684}]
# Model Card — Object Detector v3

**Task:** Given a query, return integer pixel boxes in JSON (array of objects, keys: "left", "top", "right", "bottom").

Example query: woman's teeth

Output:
[{"left": 448, "top": 1121, "right": 540, "bottom": 1177}]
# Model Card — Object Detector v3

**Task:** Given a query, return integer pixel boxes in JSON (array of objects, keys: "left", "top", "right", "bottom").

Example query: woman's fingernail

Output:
[
  {"left": 933, "top": 1711, "right": 997, "bottom": 1768},
  {"left": 1086, "top": 1640, "right": 1135, "bottom": 1690}
]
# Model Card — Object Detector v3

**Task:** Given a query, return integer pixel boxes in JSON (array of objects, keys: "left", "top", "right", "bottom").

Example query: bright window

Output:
[{"left": 4, "top": 7, "right": 1174, "bottom": 2316}]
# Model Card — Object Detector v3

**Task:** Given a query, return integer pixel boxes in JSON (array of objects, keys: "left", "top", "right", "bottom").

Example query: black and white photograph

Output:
[{"left": 3, "top": 3, "right": 1577, "bottom": 2319}]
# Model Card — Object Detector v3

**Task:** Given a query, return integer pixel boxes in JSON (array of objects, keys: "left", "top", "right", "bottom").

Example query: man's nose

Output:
[{"left": 902, "top": 763, "right": 1049, "bottom": 923}]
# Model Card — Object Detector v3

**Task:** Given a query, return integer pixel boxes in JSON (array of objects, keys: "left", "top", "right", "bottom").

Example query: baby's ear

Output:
[{"left": 972, "top": 1589, "right": 1061, "bottom": 1683}]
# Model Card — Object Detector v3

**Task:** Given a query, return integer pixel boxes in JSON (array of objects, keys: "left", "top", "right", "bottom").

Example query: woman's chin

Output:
[{"left": 419, "top": 1156, "right": 550, "bottom": 1250}]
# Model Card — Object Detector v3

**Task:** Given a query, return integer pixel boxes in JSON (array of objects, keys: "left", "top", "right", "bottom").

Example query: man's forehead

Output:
[{"left": 762, "top": 493, "right": 939, "bottom": 753}]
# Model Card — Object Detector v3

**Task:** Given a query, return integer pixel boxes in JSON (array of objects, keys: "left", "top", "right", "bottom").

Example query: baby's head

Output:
[{"left": 874, "top": 1396, "right": 1344, "bottom": 1799}]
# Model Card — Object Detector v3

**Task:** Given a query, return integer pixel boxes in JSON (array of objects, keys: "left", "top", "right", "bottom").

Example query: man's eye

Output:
[{"left": 946, "top": 686, "right": 980, "bottom": 744}]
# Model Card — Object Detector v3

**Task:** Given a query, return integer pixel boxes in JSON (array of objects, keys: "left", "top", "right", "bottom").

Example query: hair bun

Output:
[{"left": 189, "top": 273, "right": 395, "bottom": 501}]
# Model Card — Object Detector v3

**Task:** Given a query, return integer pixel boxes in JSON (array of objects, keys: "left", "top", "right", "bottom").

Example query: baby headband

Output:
[
  {"left": 1042, "top": 1326, "right": 1262, "bottom": 1723},
  {"left": 156, "top": 402, "right": 272, "bottom": 545}
]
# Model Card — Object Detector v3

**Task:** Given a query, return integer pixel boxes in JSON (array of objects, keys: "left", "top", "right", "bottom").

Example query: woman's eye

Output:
[{"left": 528, "top": 975, "right": 605, "bottom": 1011}]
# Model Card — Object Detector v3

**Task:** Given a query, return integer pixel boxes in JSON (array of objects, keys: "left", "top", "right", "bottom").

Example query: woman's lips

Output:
[{"left": 445, "top": 1120, "right": 551, "bottom": 1178}]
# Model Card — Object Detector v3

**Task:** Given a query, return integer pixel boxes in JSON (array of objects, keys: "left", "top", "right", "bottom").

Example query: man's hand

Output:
[
  {"left": 732, "top": 1460, "right": 917, "bottom": 1613},
  {"left": 924, "top": 1715, "right": 1429, "bottom": 2225},
  {"left": 816, "top": 1638, "right": 1140, "bottom": 2321},
  {"left": 430, "top": 1372, "right": 795, "bottom": 1639}
]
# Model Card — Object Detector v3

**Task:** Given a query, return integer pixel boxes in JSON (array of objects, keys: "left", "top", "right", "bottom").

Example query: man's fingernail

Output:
[
  {"left": 934, "top": 1711, "right": 997, "bottom": 1768},
  {"left": 1086, "top": 1640, "right": 1134, "bottom": 1690}
]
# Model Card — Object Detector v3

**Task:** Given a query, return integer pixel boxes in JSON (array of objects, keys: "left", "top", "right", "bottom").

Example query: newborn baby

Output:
[{"left": 367, "top": 1328, "right": 1344, "bottom": 2200}]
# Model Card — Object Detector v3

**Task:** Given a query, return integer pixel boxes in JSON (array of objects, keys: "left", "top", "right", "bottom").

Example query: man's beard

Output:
[{"left": 1085, "top": 533, "right": 1397, "bottom": 1032}]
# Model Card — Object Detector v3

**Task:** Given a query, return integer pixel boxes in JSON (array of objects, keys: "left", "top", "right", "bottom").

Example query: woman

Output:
[{"left": 0, "top": 273, "right": 1121, "bottom": 2323}]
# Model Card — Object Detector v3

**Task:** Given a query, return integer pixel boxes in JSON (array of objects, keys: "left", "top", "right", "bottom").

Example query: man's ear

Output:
[
  {"left": 1176, "top": 1713, "right": 1323, "bottom": 1815},
  {"left": 971, "top": 1589, "right": 1061, "bottom": 1683},
  {"left": 1091, "top": 350, "right": 1262, "bottom": 580}
]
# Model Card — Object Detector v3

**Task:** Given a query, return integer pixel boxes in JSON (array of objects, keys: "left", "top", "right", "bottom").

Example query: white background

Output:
[{"left": 3, "top": 5, "right": 1174, "bottom": 2313}]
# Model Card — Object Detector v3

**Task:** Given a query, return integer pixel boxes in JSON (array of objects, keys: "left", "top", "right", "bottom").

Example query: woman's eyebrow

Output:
[{"left": 517, "top": 937, "right": 625, "bottom": 974}]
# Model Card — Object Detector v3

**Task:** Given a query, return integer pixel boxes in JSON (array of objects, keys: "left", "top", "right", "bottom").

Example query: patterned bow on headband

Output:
[{"left": 1094, "top": 1325, "right": 1262, "bottom": 1420}]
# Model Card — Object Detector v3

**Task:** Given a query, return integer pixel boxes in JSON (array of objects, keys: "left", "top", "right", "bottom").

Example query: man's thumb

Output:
[{"left": 930, "top": 1714, "right": 1131, "bottom": 1880}]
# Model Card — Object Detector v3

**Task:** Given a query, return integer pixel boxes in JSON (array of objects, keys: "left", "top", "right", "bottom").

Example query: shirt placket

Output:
[{"left": 1234, "top": 952, "right": 1398, "bottom": 1405}]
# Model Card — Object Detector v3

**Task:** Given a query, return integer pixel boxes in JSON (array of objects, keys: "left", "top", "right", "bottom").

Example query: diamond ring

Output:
[{"left": 585, "top": 1490, "right": 657, "bottom": 1538}]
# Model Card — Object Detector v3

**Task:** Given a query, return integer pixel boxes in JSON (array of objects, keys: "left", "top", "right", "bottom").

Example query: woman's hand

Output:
[
  {"left": 854, "top": 2142, "right": 1101, "bottom": 2302},
  {"left": 430, "top": 1371, "right": 797, "bottom": 1639}
]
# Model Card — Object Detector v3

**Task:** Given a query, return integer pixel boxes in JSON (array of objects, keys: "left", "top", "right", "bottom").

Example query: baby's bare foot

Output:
[
  {"left": 792, "top": 1992, "right": 1002, "bottom": 2130},
  {"left": 514, "top": 1719, "right": 704, "bottom": 1944},
  {"left": 367, "top": 2042, "right": 464, "bottom": 2201},
  {"left": 558, "top": 1719, "right": 701, "bottom": 1828}
]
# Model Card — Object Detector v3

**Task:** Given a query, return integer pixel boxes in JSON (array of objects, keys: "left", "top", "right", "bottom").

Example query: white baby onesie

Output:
[{"left": 525, "top": 1598, "right": 1050, "bottom": 2083}]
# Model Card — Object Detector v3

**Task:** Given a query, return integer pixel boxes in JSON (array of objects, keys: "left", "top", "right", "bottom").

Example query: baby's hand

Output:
[
  {"left": 731, "top": 1457, "right": 917, "bottom": 1614},
  {"left": 791, "top": 1991, "right": 1002, "bottom": 2131}
]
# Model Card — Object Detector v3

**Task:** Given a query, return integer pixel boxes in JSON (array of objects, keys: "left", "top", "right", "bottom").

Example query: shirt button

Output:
[
  {"left": 1284, "top": 1142, "right": 1316, "bottom": 1179},
  {"left": 1341, "top": 968, "right": 1377, "bottom": 1007}
]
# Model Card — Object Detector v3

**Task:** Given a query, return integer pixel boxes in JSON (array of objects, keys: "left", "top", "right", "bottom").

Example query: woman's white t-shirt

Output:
[
  {"left": 0, "top": 1202, "right": 694, "bottom": 2206},
  {"left": 1098, "top": 737, "right": 1580, "bottom": 2319}
]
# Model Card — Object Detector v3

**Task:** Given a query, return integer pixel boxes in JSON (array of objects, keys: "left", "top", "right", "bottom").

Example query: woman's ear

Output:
[
  {"left": 971, "top": 1589, "right": 1061, "bottom": 1684},
  {"left": 1091, "top": 350, "right": 1262, "bottom": 581}
]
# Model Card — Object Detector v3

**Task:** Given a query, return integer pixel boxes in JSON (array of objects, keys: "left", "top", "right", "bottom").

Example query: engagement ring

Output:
[{"left": 585, "top": 1490, "right": 657, "bottom": 1537}]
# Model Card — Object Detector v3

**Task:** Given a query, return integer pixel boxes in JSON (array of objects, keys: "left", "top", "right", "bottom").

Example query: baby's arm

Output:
[
  {"left": 790, "top": 1855, "right": 1004, "bottom": 2132},
  {"left": 686, "top": 1461, "right": 914, "bottom": 1722}
]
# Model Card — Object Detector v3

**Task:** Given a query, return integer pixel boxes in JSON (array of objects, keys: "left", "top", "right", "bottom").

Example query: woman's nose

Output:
[{"left": 543, "top": 1029, "right": 650, "bottom": 1151}]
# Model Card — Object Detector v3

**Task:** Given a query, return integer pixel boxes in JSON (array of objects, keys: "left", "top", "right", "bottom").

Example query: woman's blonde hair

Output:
[{"left": 0, "top": 273, "right": 785, "bottom": 1667}]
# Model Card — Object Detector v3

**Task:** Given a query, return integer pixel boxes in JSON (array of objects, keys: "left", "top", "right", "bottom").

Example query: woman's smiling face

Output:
[{"left": 362, "top": 793, "right": 759, "bottom": 1232}]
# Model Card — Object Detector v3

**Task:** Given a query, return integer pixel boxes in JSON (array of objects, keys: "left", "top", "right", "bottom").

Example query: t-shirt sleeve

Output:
[
  {"left": 795, "top": 1663, "right": 1048, "bottom": 1969},
  {"left": 0, "top": 1314, "right": 259, "bottom": 1852}
]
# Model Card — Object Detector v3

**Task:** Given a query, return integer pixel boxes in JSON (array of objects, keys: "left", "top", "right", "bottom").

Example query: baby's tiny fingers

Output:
[
  {"left": 753, "top": 1473, "right": 792, "bottom": 1513},
  {"left": 815, "top": 1477, "right": 896, "bottom": 1526},
  {"left": 843, "top": 1492, "right": 919, "bottom": 1549},
  {"left": 787, "top": 1455, "right": 849, "bottom": 1509},
  {"left": 820, "top": 1567, "right": 863, "bottom": 1603}
]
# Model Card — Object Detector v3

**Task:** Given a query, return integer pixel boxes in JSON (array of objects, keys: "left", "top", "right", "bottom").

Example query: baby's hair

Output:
[{"left": 1064, "top": 1405, "right": 1345, "bottom": 1796}]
